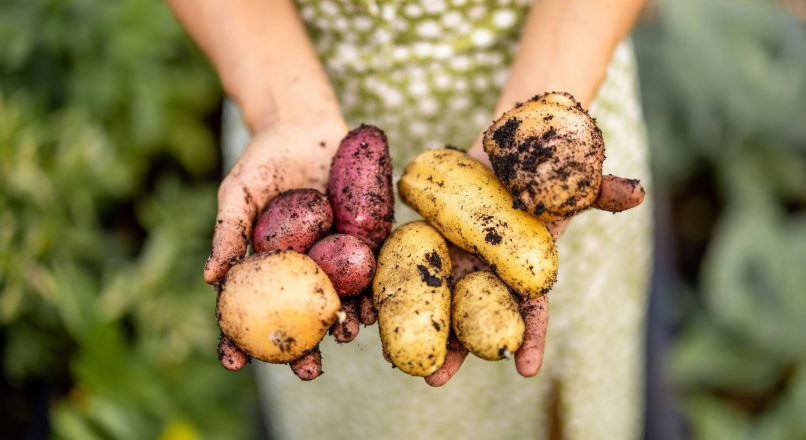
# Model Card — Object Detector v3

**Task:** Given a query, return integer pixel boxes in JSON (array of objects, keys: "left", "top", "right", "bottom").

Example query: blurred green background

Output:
[{"left": 1, "top": 0, "right": 804, "bottom": 439}]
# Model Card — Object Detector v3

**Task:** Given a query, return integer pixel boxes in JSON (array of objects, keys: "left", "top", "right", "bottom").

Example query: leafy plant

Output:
[
  {"left": 636, "top": 0, "right": 806, "bottom": 437},
  {"left": 0, "top": 1, "right": 255, "bottom": 438}
]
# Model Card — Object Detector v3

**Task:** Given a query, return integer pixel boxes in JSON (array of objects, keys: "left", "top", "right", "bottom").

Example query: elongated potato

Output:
[
  {"left": 399, "top": 149, "right": 558, "bottom": 298},
  {"left": 328, "top": 124, "right": 394, "bottom": 251},
  {"left": 452, "top": 272, "right": 524, "bottom": 361},
  {"left": 373, "top": 221, "right": 452, "bottom": 376},
  {"left": 217, "top": 250, "right": 340, "bottom": 363}
]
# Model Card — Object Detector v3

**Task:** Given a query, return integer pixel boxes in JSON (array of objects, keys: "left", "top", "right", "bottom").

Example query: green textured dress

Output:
[{"left": 222, "top": 1, "right": 653, "bottom": 438}]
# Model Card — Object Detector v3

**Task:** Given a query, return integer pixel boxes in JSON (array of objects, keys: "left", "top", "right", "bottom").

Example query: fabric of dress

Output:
[{"left": 222, "top": 1, "right": 653, "bottom": 439}]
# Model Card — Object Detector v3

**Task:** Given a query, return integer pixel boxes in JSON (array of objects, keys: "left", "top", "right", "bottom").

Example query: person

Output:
[{"left": 169, "top": 0, "right": 651, "bottom": 438}]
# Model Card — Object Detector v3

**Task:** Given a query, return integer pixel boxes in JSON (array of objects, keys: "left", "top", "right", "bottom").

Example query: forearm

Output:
[
  {"left": 168, "top": 0, "right": 341, "bottom": 132},
  {"left": 496, "top": 0, "right": 645, "bottom": 112}
]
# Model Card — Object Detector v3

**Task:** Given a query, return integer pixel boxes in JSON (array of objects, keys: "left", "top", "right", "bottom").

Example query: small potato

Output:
[
  {"left": 452, "top": 272, "right": 524, "bottom": 361},
  {"left": 483, "top": 92, "right": 605, "bottom": 222},
  {"left": 399, "top": 149, "right": 558, "bottom": 298},
  {"left": 328, "top": 124, "right": 394, "bottom": 251},
  {"left": 308, "top": 234, "right": 376, "bottom": 296},
  {"left": 251, "top": 189, "right": 333, "bottom": 253},
  {"left": 217, "top": 251, "right": 340, "bottom": 363},
  {"left": 373, "top": 221, "right": 452, "bottom": 377}
]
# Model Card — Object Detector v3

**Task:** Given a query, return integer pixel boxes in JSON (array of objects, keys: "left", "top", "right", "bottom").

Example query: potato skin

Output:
[
  {"left": 483, "top": 92, "right": 605, "bottom": 222},
  {"left": 399, "top": 149, "right": 558, "bottom": 298},
  {"left": 251, "top": 189, "right": 333, "bottom": 253},
  {"left": 217, "top": 251, "right": 340, "bottom": 363},
  {"left": 373, "top": 221, "right": 452, "bottom": 376},
  {"left": 328, "top": 124, "right": 394, "bottom": 251},
  {"left": 452, "top": 272, "right": 524, "bottom": 361},
  {"left": 308, "top": 234, "right": 376, "bottom": 296}
]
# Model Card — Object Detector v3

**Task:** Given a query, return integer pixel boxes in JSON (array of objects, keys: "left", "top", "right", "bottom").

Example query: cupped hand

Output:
[
  {"left": 424, "top": 148, "right": 645, "bottom": 386},
  {"left": 204, "top": 118, "right": 348, "bottom": 285},
  {"left": 210, "top": 117, "right": 347, "bottom": 375}
]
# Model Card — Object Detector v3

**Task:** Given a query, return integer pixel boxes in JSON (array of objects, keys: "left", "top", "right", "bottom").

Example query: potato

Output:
[
  {"left": 483, "top": 92, "right": 605, "bottom": 222},
  {"left": 217, "top": 250, "right": 340, "bottom": 363},
  {"left": 307, "top": 234, "right": 376, "bottom": 296},
  {"left": 328, "top": 124, "right": 394, "bottom": 251},
  {"left": 399, "top": 149, "right": 558, "bottom": 298},
  {"left": 373, "top": 221, "right": 452, "bottom": 376},
  {"left": 251, "top": 188, "right": 333, "bottom": 253},
  {"left": 452, "top": 272, "right": 524, "bottom": 361}
]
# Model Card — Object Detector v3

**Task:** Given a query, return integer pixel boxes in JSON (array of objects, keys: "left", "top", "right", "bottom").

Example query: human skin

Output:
[{"left": 168, "top": 0, "right": 645, "bottom": 383}]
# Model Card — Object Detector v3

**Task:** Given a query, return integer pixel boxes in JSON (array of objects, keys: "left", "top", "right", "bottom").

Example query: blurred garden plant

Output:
[
  {"left": 1, "top": 1, "right": 255, "bottom": 438},
  {"left": 636, "top": 0, "right": 806, "bottom": 438}
]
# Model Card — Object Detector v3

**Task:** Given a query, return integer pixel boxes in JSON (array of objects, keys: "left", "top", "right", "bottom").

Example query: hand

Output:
[
  {"left": 204, "top": 118, "right": 348, "bottom": 285},
  {"left": 424, "top": 160, "right": 645, "bottom": 386},
  {"left": 209, "top": 117, "right": 347, "bottom": 374}
]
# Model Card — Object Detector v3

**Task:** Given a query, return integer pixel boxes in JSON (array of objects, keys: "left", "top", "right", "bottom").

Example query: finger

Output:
[
  {"left": 448, "top": 244, "right": 490, "bottom": 283},
  {"left": 331, "top": 298, "right": 360, "bottom": 343},
  {"left": 545, "top": 219, "right": 570, "bottom": 241},
  {"left": 218, "top": 334, "right": 250, "bottom": 371},
  {"left": 358, "top": 292, "right": 377, "bottom": 326},
  {"left": 290, "top": 346, "right": 323, "bottom": 381},
  {"left": 515, "top": 294, "right": 549, "bottom": 377},
  {"left": 594, "top": 175, "right": 645, "bottom": 213},
  {"left": 424, "top": 335, "right": 469, "bottom": 387},
  {"left": 203, "top": 175, "right": 258, "bottom": 284}
]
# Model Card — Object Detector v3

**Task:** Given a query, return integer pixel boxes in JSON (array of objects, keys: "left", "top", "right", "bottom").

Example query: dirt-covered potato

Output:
[
  {"left": 373, "top": 221, "right": 452, "bottom": 377},
  {"left": 251, "top": 189, "right": 333, "bottom": 253},
  {"left": 217, "top": 250, "right": 340, "bottom": 363},
  {"left": 308, "top": 234, "right": 376, "bottom": 296},
  {"left": 399, "top": 149, "right": 558, "bottom": 298},
  {"left": 452, "top": 272, "right": 524, "bottom": 361},
  {"left": 328, "top": 124, "right": 394, "bottom": 251},
  {"left": 483, "top": 92, "right": 605, "bottom": 222}
]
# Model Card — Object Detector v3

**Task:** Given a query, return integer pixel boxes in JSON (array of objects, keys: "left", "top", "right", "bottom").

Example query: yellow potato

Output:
[
  {"left": 399, "top": 148, "right": 558, "bottom": 298},
  {"left": 373, "top": 221, "right": 452, "bottom": 376},
  {"left": 452, "top": 272, "right": 524, "bottom": 361},
  {"left": 217, "top": 250, "right": 340, "bottom": 363},
  {"left": 483, "top": 92, "right": 605, "bottom": 222}
]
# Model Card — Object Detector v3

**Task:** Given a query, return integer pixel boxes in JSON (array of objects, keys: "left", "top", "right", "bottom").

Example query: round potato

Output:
[
  {"left": 373, "top": 221, "right": 452, "bottom": 377},
  {"left": 217, "top": 250, "right": 340, "bottom": 363},
  {"left": 251, "top": 188, "right": 333, "bottom": 254},
  {"left": 483, "top": 92, "right": 605, "bottom": 222},
  {"left": 452, "top": 272, "right": 524, "bottom": 361},
  {"left": 308, "top": 234, "right": 376, "bottom": 296}
]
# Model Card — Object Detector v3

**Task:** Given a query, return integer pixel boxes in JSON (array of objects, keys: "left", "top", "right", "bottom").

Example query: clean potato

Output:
[
  {"left": 452, "top": 272, "right": 525, "bottom": 361},
  {"left": 483, "top": 92, "right": 605, "bottom": 222},
  {"left": 373, "top": 221, "right": 452, "bottom": 377},
  {"left": 217, "top": 250, "right": 340, "bottom": 363},
  {"left": 399, "top": 148, "right": 558, "bottom": 298}
]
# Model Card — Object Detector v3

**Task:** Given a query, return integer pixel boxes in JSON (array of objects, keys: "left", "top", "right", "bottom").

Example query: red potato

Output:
[
  {"left": 327, "top": 125, "right": 394, "bottom": 251},
  {"left": 251, "top": 189, "right": 333, "bottom": 254},
  {"left": 308, "top": 234, "right": 376, "bottom": 296}
]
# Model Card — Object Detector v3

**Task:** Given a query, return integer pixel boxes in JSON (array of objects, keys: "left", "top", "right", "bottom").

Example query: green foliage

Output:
[
  {"left": 0, "top": 0, "right": 255, "bottom": 438},
  {"left": 636, "top": 0, "right": 806, "bottom": 437}
]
